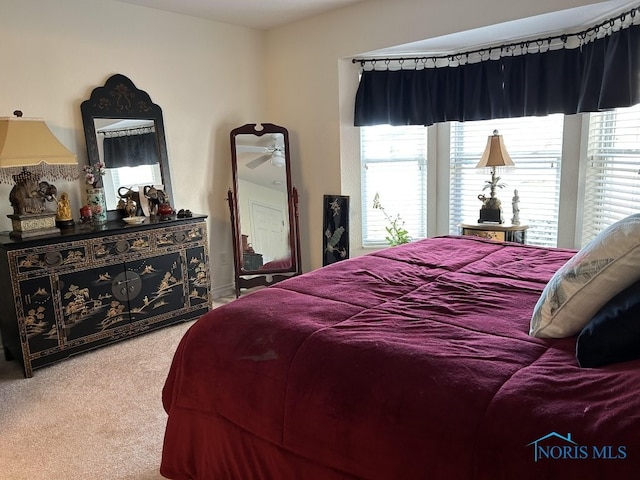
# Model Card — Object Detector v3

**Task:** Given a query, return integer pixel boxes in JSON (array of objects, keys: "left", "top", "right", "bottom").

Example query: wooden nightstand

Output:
[{"left": 460, "top": 222, "right": 529, "bottom": 244}]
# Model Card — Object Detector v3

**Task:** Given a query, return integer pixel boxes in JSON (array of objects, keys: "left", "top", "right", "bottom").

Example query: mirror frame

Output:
[
  {"left": 228, "top": 123, "right": 302, "bottom": 297},
  {"left": 80, "top": 73, "right": 173, "bottom": 219}
]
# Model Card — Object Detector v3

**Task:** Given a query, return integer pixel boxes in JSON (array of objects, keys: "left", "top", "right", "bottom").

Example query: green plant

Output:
[{"left": 372, "top": 193, "right": 411, "bottom": 246}]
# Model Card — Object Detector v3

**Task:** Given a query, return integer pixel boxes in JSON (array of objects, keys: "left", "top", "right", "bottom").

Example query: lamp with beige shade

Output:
[{"left": 0, "top": 111, "right": 78, "bottom": 238}]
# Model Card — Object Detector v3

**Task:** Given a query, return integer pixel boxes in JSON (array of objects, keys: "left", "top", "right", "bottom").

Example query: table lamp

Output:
[
  {"left": 476, "top": 130, "right": 514, "bottom": 224},
  {"left": 0, "top": 111, "right": 78, "bottom": 238}
]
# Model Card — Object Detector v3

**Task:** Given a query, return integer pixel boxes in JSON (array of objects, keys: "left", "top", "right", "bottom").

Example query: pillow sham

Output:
[
  {"left": 530, "top": 213, "right": 640, "bottom": 338},
  {"left": 576, "top": 278, "right": 640, "bottom": 368}
]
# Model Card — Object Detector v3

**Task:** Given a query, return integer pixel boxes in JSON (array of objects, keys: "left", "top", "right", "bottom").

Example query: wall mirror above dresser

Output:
[
  {"left": 228, "top": 123, "right": 301, "bottom": 297},
  {"left": 81, "top": 74, "right": 173, "bottom": 216}
]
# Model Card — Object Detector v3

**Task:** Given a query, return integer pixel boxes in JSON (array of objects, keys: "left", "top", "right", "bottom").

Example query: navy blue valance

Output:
[
  {"left": 103, "top": 132, "right": 160, "bottom": 168},
  {"left": 354, "top": 23, "right": 640, "bottom": 126}
]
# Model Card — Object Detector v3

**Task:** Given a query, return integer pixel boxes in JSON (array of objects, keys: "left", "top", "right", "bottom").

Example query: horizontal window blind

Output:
[
  {"left": 450, "top": 116, "right": 564, "bottom": 247},
  {"left": 361, "top": 125, "right": 427, "bottom": 245},
  {"left": 105, "top": 164, "right": 163, "bottom": 209},
  {"left": 582, "top": 104, "right": 640, "bottom": 245}
]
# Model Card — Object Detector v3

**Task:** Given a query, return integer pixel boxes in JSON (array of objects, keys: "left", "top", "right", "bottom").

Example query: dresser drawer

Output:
[
  {"left": 11, "top": 244, "right": 88, "bottom": 276},
  {"left": 91, "top": 233, "right": 152, "bottom": 259}
]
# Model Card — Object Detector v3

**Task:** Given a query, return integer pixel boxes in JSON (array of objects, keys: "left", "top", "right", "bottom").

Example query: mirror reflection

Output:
[
  {"left": 93, "top": 118, "right": 163, "bottom": 209},
  {"left": 228, "top": 122, "right": 301, "bottom": 297},
  {"left": 235, "top": 133, "right": 291, "bottom": 270},
  {"left": 81, "top": 74, "right": 173, "bottom": 218}
]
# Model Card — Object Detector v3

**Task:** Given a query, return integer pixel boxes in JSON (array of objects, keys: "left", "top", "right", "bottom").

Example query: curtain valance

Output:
[
  {"left": 103, "top": 132, "right": 160, "bottom": 168},
  {"left": 354, "top": 22, "right": 640, "bottom": 126}
]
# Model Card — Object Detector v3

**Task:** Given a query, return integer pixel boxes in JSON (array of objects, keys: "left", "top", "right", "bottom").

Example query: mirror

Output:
[
  {"left": 81, "top": 74, "right": 172, "bottom": 217},
  {"left": 228, "top": 123, "right": 301, "bottom": 297}
]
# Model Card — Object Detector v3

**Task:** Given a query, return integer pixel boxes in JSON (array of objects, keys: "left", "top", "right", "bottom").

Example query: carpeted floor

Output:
[{"left": 0, "top": 297, "right": 233, "bottom": 480}]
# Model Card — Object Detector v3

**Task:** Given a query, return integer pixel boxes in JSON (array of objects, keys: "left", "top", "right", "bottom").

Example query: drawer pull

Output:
[
  {"left": 115, "top": 240, "right": 130, "bottom": 254},
  {"left": 44, "top": 252, "right": 63, "bottom": 266}
]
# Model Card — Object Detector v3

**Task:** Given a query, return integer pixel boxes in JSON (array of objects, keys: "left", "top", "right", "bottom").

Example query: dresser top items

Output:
[{"left": 0, "top": 214, "right": 207, "bottom": 249}]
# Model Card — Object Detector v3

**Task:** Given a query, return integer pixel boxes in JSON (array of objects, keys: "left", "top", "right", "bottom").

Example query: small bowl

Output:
[{"left": 122, "top": 216, "right": 146, "bottom": 225}]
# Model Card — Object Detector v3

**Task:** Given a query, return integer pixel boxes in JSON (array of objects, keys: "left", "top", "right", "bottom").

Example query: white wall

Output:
[
  {"left": 0, "top": 0, "right": 611, "bottom": 295},
  {"left": 264, "top": 0, "right": 611, "bottom": 269},
  {"left": 1, "top": 0, "right": 266, "bottom": 296}
]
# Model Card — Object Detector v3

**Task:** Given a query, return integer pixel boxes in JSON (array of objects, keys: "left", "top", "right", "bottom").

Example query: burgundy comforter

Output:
[{"left": 161, "top": 236, "right": 640, "bottom": 479}]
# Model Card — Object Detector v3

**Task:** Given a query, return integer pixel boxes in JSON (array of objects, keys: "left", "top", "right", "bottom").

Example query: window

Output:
[
  {"left": 449, "top": 116, "right": 564, "bottom": 247},
  {"left": 360, "top": 125, "right": 427, "bottom": 245},
  {"left": 103, "top": 164, "right": 163, "bottom": 209},
  {"left": 582, "top": 104, "right": 640, "bottom": 245}
]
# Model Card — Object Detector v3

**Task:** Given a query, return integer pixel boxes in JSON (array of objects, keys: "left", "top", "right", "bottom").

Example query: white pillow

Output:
[{"left": 530, "top": 214, "right": 640, "bottom": 338}]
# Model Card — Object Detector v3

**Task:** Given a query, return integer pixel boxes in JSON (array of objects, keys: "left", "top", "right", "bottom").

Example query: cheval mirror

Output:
[
  {"left": 81, "top": 74, "right": 173, "bottom": 219},
  {"left": 228, "top": 123, "right": 301, "bottom": 297}
]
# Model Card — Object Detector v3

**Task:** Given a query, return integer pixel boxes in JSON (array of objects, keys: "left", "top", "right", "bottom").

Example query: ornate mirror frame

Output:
[
  {"left": 228, "top": 123, "right": 302, "bottom": 297},
  {"left": 80, "top": 73, "right": 173, "bottom": 219}
]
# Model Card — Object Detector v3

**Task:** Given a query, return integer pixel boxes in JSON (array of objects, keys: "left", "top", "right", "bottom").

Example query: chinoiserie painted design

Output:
[
  {"left": 1, "top": 219, "right": 211, "bottom": 377},
  {"left": 86, "top": 187, "right": 108, "bottom": 225}
]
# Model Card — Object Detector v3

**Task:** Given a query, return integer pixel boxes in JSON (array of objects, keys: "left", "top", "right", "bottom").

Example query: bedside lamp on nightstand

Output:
[
  {"left": 476, "top": 130, "right": 514, "bottom": 224},
  {"left": 0, "top": 111, "right": 78, "bottom": 238}
]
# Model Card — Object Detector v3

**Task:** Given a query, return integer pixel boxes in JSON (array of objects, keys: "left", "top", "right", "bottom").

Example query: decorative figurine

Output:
[
  {"left": 143, "top": 185, "right": 167, "bottom": 217},
  {"left": 125, "top": 198, "right": 137, "bottom": 218},
  {"left": 511, "top": 189, "right": 520, "bottom": 225},
  {"left": 55, "top": 192, "right": 74, "bottom": 228},
  {"left": 9, "top": 170, "right": 57, "bottom": 215},
  {"left": 117, "top": 187, "right": 144, "bottom": 217}
]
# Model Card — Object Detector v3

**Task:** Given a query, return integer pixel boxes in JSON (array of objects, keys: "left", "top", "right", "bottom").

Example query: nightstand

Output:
[{"left": 460, "top": 222, "right": 528, "bottom": 244}]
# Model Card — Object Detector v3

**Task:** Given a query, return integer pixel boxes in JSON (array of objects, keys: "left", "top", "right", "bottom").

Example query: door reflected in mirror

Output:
[{"left": 235, "top": 132, "right": 291, "bottom": 270}]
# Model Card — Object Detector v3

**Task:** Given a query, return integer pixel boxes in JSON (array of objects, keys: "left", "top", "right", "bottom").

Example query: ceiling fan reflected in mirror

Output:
[{"left": 237, "top": 134, "right": 286, "bottom": 169}]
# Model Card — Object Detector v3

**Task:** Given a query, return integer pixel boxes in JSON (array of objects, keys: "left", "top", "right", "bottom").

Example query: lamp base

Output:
[
  {"left": 8, "top": 212, "right": 61, "bottom": 239},
  {"left": 478, "top": 207, "right": 503, "bottom": 224}
]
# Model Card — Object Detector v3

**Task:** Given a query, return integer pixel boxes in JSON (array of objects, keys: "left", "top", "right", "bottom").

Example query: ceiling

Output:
[
  {"left": 365, "top": 0, "right": 639, "bottom": 58},
  {"left": 114, "top": 0, "right": 365, "bottom": 30},
  {"left": 114, "top": 0, "right": 638, "bottom": 55}
]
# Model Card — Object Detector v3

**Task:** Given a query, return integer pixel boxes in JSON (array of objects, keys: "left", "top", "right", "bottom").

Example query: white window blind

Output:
[
  {"left": 104, "top": 164, "right": 163, "bottom": 208},
  {"left": 361, "top": 125, "right": 427, "bottom": 245},
  {"left": 582, "top": 104, "right": 640, "bottom": 245},
  {"left": 449, "top": 116, "right": 564, "bottom": 247}
]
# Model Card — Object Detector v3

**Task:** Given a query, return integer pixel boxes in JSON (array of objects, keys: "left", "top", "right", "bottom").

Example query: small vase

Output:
[{"left": 86, "top": 186, "right": 108, "bottom": 225}]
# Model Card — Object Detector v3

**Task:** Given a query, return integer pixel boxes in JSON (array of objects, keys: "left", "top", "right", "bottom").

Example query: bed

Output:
[{"left": 161, "top": 226, "right": 640, "bottom": 479}]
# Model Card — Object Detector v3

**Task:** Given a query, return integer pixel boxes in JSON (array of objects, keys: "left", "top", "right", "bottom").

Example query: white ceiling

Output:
[
  {"left": 366, "top": 0, "right": 639, "bottom": 58},
  {"left": 114, "top": 0, "right": 365, "bottom": 30},
  {"left": 114, "top": 0, "right": 638, "bottom": 55}
]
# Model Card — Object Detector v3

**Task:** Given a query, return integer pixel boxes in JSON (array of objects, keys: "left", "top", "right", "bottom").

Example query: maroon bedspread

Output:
[{"left": 161, "top": 236, "right": 640, "bottom": 479}]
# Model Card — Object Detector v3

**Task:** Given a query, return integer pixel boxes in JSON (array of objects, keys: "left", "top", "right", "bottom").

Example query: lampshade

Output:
[
  {"left": 475, "top": 129, "right": 514, "bottom": 170},
  {"left": 0, "top": 115, "right": 78, "bottom": 184}
]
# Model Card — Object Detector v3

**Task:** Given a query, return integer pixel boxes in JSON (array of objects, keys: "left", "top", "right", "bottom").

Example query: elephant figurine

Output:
[
  {"left": 9, "top": 171, "right": 57, "bottom": 215},
  {"left": 117, "top": 186, "right": 144, "bottom": 216},
  {"left": 143, "top": 185, "right": 166, "bottom": 216}
]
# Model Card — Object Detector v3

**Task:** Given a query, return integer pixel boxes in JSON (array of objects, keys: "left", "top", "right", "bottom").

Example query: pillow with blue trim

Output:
[
  {"left": 576, "top": 278, "right": 640, "bottom": 368},
  {"left": 530, "top": 214, "right": 640, "bottom": 338}
]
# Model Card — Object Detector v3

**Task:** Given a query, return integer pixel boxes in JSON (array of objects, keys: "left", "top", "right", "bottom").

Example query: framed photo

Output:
[{"left": 323, "top": 195, "right": 349, "bottom": 266}]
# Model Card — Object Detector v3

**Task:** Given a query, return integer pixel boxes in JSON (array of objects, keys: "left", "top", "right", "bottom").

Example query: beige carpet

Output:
[{"left": 0, "top": 297, "right": 233, "bottom": 480}]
